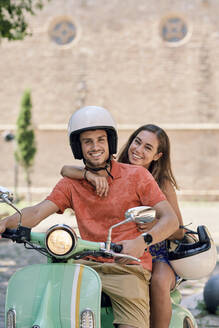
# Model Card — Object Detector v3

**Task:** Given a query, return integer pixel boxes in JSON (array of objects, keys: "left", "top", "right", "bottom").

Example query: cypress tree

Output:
[{"left": 15, "top": 89, "right": 36, "bottom": 203}]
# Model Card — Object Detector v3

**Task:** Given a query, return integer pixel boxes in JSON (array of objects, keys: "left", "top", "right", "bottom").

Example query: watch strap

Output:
[{"left": 142, "top": 233, "right": 153, "bottom": 245}]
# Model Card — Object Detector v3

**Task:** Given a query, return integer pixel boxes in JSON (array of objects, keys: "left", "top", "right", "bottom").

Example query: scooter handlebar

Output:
[
  {"left": 1, "top": 228, "right": 19, "bottom": 241},
  {"left": 1, "top": 226, "right": 31, "bottom": 243},
  {"left": 110, "top": 243, "right": 123, "bottom": 253},
  {"left": 0, "top": 226, "right": 139, "bottom": 262}
]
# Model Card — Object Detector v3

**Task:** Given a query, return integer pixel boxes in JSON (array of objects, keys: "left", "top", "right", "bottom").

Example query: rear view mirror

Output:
[
  {"left": 125, "top": 206, "right": 156, "bottom": 224},
  {"left": 106, "top": 206, "right": 156, "bottom": 251},
  {"left": 0, "top": 186, "right": 13, "bottom": 203}
]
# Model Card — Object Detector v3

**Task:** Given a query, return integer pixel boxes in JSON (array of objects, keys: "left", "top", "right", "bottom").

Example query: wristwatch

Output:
[{"left": 141, "top": 233, "right": 153, "bottom": 245}]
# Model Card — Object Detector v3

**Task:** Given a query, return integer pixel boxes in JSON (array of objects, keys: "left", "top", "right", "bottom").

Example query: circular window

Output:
[
  {"left": 49, "top": 18, "right": 76, "bottom": 45},
  {"left": 160, "top": 15, "right": 191, "bottom": 46}
]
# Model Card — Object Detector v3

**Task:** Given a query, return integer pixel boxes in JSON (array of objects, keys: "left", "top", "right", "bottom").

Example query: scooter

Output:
[{"left": 0, "top": 186, "right": 197, "bottom": 328}]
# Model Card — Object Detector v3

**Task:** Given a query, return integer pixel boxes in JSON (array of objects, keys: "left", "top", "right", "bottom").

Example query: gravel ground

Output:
[{"left": 0, "top": 202, "right": 219, "bottom": 327}]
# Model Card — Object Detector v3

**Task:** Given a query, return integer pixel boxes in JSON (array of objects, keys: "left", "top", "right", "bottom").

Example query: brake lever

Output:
[{"left": 104, "top": 250, "right": 141, "bottom": 262}]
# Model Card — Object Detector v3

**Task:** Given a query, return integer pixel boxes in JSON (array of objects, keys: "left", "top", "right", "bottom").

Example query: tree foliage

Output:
[
  {"left": 0, "top": 0, "right": 50, "bottom": 40},
  {"left": 15, "top": 89, "right": 36, "bottom": 202}
]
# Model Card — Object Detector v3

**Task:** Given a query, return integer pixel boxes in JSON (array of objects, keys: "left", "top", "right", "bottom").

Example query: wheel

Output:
[
  {"left": 183, "top": 316, "right": 195, "bottom": 328},
  {"left": 204, "top": 275, "right": 219, "bottom": 314}
]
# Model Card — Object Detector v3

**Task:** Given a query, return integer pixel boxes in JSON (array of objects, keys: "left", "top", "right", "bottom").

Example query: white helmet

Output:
[
  {"left": 68, "top": 106, "right": 117, "bottom": 159},
  {"left": 168, "top": 226, "right": 217, "bottom": 280}
]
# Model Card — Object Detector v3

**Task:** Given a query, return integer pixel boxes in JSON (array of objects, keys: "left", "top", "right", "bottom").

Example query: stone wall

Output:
[{"left": 0, "top": 0, "right": 219, "bottom": 200}]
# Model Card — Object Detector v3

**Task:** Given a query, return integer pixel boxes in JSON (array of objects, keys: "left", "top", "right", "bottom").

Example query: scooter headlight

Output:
[{"left": 46, "top": 224, "right": 77, "bottom": 258}]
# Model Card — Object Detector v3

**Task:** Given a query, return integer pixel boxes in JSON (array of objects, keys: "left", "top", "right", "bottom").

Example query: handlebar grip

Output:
[
  {"left": 111, "top": 243, "right": 123, "bottom": 253},
  {"left": 1, "top": 226, "right": 31, "bottom": 243},
  {"left": 1, "top": 228, "right": 17, "bottom": 239}
]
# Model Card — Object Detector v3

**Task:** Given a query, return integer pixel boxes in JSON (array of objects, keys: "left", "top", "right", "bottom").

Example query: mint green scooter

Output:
[{"left": 0, "top": 186, "right": 197, "bottom": 328}]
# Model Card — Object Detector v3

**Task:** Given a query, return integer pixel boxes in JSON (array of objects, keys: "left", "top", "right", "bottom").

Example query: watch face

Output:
[{"left": 143, "top": 233, "right": 153, "bottom": 245}]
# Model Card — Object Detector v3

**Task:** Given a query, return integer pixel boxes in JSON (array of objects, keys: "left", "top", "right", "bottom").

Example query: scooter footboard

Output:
[{"left": 5, "top": 263, "right": 102, "bottom": 328}]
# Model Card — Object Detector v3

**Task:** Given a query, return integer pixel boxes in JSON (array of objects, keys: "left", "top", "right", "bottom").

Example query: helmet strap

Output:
[{"left": 84, "top": 159, "right": 114, "bottom": 179}]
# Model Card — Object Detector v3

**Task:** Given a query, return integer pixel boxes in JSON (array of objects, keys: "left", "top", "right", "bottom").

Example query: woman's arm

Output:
[
  {"left": 60, "top": 165, "right": 84, "bottom": 179},
  {"left": 162, "top": 180, "right": 185, "bottom": 240},
  {"left": 60, "top": 165, "right": 109, "bottom": 197}
]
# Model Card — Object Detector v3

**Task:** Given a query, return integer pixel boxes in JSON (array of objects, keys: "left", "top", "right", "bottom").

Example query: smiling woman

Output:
[
  {"left": 127, "top": 130, "right": 163, "bottom": 169},
  {"left": 118, "top": 124, "right": 177, "bottom": 191}
]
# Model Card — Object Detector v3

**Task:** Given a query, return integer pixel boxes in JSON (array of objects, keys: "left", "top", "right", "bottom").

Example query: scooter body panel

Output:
[
  {"left": 100, "top": 291, "right": 198, "bottom": 328},
  {"left": 5, "top": 263, "right": 101, "bottom": 328},
  {"left": 170, "top": 303, "right": 198, "bottom": 328},
  {"left": 170, "top": 289, "right": 198, "bottom": 328}
]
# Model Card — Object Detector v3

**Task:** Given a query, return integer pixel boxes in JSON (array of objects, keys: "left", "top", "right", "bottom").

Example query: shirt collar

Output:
[{"left": 110, "top": 159, "right": 121, "bottom": 180}]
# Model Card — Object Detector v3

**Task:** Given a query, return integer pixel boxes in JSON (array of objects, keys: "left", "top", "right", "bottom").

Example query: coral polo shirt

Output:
[{"left": 46, "top": 160, "right": 166, "bottom": 271}]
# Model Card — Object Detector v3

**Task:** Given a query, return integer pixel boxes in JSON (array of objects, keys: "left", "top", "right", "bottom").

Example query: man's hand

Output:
[
  {"left": 115, "top": 235, "right": 146, "bottom": 263},
  {"left": 0, "top": 220, "right": 7, "bottom": 239},
  {"left": 86, "top": 171, "right": 109, "bottom": 197}
]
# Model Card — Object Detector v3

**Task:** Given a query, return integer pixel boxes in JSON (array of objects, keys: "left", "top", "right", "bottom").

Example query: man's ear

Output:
[{"left": 153, "top": 152, "right": 163, "bottom": 161}]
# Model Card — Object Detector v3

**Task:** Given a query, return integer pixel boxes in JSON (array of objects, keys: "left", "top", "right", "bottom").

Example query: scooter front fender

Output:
[
  {"left": 170, "top": 303, "right": 198, "bottom": 328},
  {"left": 5, "top": 263, "right": 101, "bottom": 328},
  {"left": 170, "top": 289, "right": 198, "bottom": 328}
]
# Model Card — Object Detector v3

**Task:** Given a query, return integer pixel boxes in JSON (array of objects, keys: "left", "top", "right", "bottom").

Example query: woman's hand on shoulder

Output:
[
  {"left": 60, "top": 164, "right": 109, "bottom": 197},
  {"left": 86, "top": 171, "right": 109, "bottom": 197}
]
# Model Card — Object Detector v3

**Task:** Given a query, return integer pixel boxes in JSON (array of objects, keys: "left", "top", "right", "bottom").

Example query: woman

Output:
[{"left": 61, "top": 124, "right": 184, "bottom": 328}]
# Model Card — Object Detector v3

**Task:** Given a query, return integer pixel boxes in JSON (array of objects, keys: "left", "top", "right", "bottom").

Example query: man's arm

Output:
[
  {"left": 147, "top": 199, "right": 179, "bottom": 244},
  {"left": 120, "top": 200, "right": 179, "bottom": 258},
  {"left": 0, "top": 200, "right": 59, "bottom": 235}
]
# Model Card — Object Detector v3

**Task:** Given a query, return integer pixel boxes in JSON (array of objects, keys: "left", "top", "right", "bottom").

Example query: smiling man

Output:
[
  {"left": 0, "top": 106, "right": 178, "bottom": 328},
  {"left": 80, "top": 130, "right": 109, "bottom": 167}
]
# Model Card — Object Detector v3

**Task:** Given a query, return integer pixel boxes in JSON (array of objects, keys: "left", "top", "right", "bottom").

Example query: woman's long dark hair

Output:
[{"left": 117, "top": 124, "right": 179, "bottom": 190}]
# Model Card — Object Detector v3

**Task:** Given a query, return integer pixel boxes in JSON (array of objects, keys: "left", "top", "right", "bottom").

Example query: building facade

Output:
[{"left": 0, "top": 0, "right": 219, "bottom": 200}]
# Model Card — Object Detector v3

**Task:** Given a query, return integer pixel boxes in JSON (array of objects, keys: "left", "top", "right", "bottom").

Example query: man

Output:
[{"left": 0, "top": 106, "right": 178, "bottom": 328}]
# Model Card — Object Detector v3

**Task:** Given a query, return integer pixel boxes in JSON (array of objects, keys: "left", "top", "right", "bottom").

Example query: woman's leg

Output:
[{"left": 150, "top": 261, "right": 176, "bottom": 328}]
